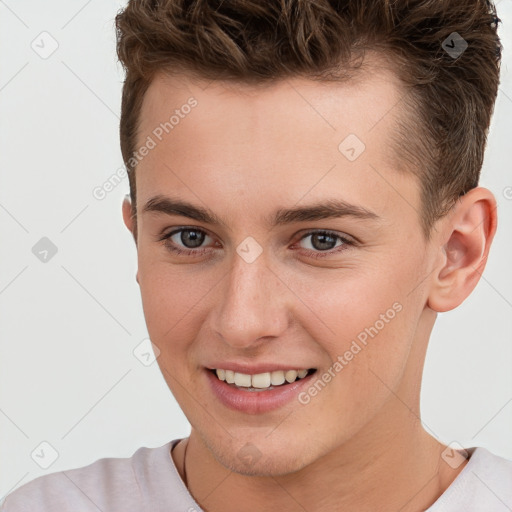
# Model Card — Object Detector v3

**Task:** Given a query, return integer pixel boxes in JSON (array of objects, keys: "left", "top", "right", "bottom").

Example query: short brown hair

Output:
[{"left": 115, "top": 0, "right": 502, "bottom": 240}]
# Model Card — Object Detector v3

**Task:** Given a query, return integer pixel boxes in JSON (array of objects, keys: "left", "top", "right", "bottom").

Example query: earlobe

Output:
[{"left": 427, "top": 187, "right": 497, "bottom": 313}]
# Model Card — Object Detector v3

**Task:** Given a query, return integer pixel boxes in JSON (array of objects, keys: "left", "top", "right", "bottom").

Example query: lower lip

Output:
[{"left": 205, "top": 369, "right": 317, "bottom": 414}]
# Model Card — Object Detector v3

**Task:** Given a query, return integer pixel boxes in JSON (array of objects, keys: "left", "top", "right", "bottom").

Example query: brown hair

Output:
[{"left": 115, "top": 0, "right": 502, "bottom": 240}]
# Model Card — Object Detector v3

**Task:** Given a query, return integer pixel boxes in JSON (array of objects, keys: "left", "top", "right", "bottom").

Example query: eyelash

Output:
[{"left": 157, "top": 227, "right": 356, "bottom": 260}]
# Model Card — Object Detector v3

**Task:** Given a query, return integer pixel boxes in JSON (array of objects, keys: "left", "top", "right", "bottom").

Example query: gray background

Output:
[{"left": 1, "top": 0, "right": 511, "bottom": 498}]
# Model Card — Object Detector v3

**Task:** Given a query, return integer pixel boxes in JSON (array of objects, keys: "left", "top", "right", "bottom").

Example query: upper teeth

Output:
[{"left": 215, "top": 369, "right": 309, "bottom": 388}]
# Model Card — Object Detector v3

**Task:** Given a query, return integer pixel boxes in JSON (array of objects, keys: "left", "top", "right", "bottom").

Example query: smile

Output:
[
  {"left": 205, "top": 367, "right": 318, "bottom": 414},
  {"left": 212, "top": 368, "right": 315, "bottom": 390}
]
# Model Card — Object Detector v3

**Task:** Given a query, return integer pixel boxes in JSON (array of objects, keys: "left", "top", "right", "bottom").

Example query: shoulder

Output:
[
  {"left": 0, "top": 441, "right": 176, "bottom": 512},
  {"left": 464, "top": 447, "right": 512, "bottom": 499},
  {"left": 430, "top": 447, "right": 512, "bottom": 511},
  {"left": 470, "top": 448, "right": 512, "bottom": 499}
]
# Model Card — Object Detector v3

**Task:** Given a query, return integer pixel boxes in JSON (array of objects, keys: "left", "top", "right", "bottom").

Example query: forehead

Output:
[
  {"left": 140, "top": 56, "right": 405, "bottom": 143},
  {"left": 134, "top": 56, "right": 420, "bottom": 232}
]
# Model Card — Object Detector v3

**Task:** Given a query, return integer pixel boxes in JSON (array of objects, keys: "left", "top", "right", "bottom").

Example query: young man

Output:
[{"left": 2, "top": 0, "right": 511, "bottom": 511}]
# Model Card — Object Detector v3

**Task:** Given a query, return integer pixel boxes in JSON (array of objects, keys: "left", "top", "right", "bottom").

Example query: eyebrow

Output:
[{"left": 142, "top": 194, "right": 381, "bottom": 228}]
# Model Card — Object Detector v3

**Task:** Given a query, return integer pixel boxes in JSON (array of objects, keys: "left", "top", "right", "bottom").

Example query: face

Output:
[{"left": 123, "top": 58, "right": 441, "bottom": 476}]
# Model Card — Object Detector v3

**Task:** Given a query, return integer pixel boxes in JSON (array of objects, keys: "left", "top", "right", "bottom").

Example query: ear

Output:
[
  {"left": 122, "top": 194, "right": 137, "bottom": 240},
  {"left": 122, "top": 195, "right": 140, "bottom": 285},
  {"left": 427, "top": 187, "right": 498, "bottom": 313}
]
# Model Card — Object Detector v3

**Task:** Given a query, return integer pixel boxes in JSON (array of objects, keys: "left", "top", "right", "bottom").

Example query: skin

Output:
[{"left": 122, "top": 54, "right": 497, "bottom": 511}]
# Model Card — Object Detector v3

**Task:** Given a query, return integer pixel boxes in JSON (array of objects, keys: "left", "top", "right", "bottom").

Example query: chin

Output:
[
  {"left": 204, "top": 433, "right": 312, "bottom": 477},
  {"left": 222, "top": 451, "right": 308, "bottom": 477}
]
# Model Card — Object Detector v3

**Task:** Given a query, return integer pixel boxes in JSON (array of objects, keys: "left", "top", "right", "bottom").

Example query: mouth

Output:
[
  {"left": 204, "top": 366, "right": 319, "bottom": 414},
  {"left": 208, "top": 367, "right": 317, "bottom": 392}
]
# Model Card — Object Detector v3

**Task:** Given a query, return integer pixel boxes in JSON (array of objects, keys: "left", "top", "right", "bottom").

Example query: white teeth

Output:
[
  {"left": 285, "top": 370, "right": 298, "bottom": 383},
  {"left": 213, "top": 368, "right": 312, "bottom": 388},
  {"left": 234, "top": 372, "right": 251, "bottom": 387},
  {"left": 270, "top": 370, "right": 285, "bottom": 386},
  {"left": 252, "top": 373, "right": 271, "bottom": 388}
]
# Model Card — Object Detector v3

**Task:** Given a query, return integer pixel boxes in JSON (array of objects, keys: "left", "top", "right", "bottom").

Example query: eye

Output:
[
  {"left": 157, "top": 227, "right": 356, "bottom": 260},
  {"left": 158, "top": 227, "right": 216, "bottom": 256},
  {"left": 295, "top": 230, "right": 355, "bottom": 259}
]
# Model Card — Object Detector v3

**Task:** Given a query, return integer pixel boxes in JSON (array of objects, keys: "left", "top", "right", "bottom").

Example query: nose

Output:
[{"left": 211, "top": 248, "right": 290, "bottom": 350}]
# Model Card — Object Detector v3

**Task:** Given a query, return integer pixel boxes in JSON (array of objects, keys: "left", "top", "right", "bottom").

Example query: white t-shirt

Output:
[{"left": 1, "top": 439, "right": 511, "bottom": 511}]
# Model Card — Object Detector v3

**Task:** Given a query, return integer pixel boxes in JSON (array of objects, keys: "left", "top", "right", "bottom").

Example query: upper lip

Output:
[{"left": 206, "top": 362, "right": 315, "bottom": 374}]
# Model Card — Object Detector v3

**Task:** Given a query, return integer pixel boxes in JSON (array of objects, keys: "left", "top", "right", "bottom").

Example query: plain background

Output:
[{"left": 0, "top": 0, "right": 511, "bottom": 499}]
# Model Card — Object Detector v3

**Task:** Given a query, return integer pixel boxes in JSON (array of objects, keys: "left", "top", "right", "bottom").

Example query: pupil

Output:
[
  {"left": 182, "top": 230, "right": 204, "bottom": 248},
  {"left": 312, "top": 233, "right": 336, "bottom": 251}
]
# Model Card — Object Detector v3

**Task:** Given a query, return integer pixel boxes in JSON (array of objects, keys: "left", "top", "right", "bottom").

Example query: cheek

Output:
[
  {"left": 138, "top": 241, "right": 213, "bottom": 309},
  {"left": 290, "top": 262, "right": 407, "bottom": 343},
  {"left": 292, "top": 293, "right": 414, "bottom": 441},
  {"left": 137, "top": 263, "right": 209, "bottom": 403},
  {"left": 291, "top": 258, "right": 417, "bottom": 397},
  {"left": 137, "top": 257, "right": 210, "bottom": 354}
]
